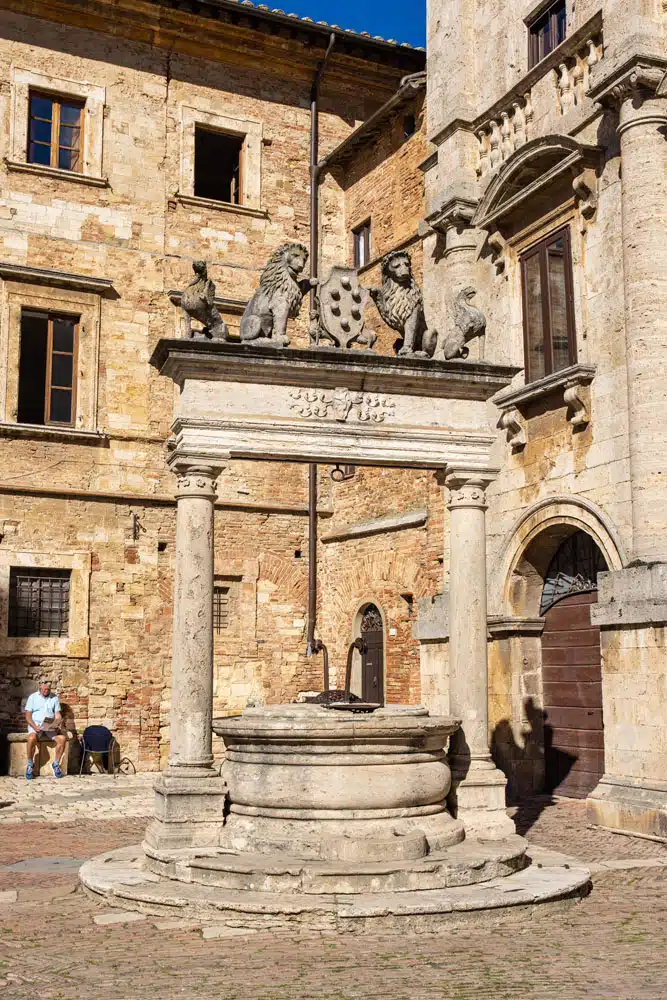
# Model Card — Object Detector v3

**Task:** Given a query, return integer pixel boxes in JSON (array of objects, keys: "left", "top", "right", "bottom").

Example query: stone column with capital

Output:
[
  {"left": 145, "top": 463, "right": 227, "bottom": 851},
  {"left": 444, "top": 468, "right": 516, "bottom": 840},
  {"left": 615, "top": 77, "right": 667, "bottom": 564}
]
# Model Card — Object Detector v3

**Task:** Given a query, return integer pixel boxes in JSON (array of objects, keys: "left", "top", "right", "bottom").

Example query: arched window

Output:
[{"left": 540, "top": 531, "right": 608, "bottom": 615}]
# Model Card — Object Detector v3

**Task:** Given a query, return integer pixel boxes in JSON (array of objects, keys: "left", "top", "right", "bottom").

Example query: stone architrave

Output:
[{"left": 312, "top": 266, "right": 375, "bottom": 350}]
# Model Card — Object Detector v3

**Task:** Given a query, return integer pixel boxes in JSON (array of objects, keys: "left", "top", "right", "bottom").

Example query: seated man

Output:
[{"left": 24, "top": 679, "right": 66, "bottom": 779}]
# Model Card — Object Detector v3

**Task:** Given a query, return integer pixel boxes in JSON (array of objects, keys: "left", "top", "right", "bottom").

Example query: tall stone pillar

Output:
[
  {"left": 616, "top": 81, "right": 667, "bottom": 563},
  {"left": 444, "top": 468, "right": 515, "bottom": 840},
  {"left": 586, "top": 66, "right": 667, "bottom": 840},
  {"left": 145, "top": 463, "right": 227, "bottom": 850}
]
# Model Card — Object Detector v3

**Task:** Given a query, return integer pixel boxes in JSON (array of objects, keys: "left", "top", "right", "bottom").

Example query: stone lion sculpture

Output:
[
  {"left": 179, "top": 260, "right": 229, "bottom": 341},
  {"left": 369, "top": 250, "right": 437, "bottom": 357},
  {"left": 240, "top": 242, "right": 317, "bottom": 347},
  {"left": 439, "top": 286, "right": 486, "bottom": 360}
]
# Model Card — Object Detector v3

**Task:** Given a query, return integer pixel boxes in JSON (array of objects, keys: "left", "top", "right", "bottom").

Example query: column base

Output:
[
  {"left": 449, "top": 759, "right": 516, "bottom": 840},
  {"left": 144, "top": 771, "right": 227, "bottom": 851},
  {"left": 586, "top": 775, "right": 667, "bottom": 843}
]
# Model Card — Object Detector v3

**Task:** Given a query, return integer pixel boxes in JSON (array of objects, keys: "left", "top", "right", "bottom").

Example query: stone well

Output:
[{"left": 213, "top": 704, "right": 465, "bottom": 862}]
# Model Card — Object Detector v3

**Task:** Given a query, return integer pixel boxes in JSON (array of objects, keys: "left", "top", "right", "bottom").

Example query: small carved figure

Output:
[
  {"left": 310, "top": 266, "right": 376, "bottom": 350},
  {"left": 179, "top": 260, "right": 229, "bottom": 340},
  {"left": 240, "top": 242, "right": 316, "bottom": 347},
  {"left": 369, "top": 251, "right": 437, "bottom": 357},
  {"left": 440, "top": 286, "right": 486, "bottom": 360}
]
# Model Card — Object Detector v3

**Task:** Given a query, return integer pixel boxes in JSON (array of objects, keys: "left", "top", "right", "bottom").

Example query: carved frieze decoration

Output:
[{"left": 289, "top": 387, "right": 395, "bottom": 423}]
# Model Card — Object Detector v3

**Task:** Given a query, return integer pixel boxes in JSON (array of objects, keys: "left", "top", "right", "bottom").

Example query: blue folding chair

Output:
[{"left": 79, "top": 725, "right": 117, "bottom": 775}]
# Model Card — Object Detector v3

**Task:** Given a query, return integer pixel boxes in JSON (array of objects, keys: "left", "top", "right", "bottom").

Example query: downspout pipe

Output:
[{"left": 307, "top": 32, "right": 335, "bottom": 660}]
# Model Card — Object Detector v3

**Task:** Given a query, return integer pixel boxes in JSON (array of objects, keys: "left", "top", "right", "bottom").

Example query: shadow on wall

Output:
[{"left": 490, "top": 696, "right": 577, "bottom": 835}]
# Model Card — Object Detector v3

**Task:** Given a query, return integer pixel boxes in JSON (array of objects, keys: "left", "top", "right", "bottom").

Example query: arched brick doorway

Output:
[
  {"left": 359, "top": 604, "right": 384, "bottom": 705},
  {"left": 540, "top": 531, "right": 607, "bottom": 798}
]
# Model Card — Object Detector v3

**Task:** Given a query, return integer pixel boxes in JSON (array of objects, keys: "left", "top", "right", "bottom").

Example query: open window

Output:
[
  {"left": 28, "top": 91, "right": 83, "bottom": 172},
  {"left": 353, "top": 220, "right": 372, "bottom": 268},
  {"left": 528, "top": 0, "right": 566, "bottom": 69},
  {"left": 194, "top": 127, "right": 243, "bottom": 205},
  {"left": 520, "top": 226, "right": 576, "bottom": 383},
  {"left": 17, "top": 310, "right": 78, "bottom": 426}
]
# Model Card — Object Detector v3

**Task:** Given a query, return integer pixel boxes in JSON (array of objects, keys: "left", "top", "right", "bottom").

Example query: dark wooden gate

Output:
[
  {"left": 540, "top": 532, "right": 606, "bottom": 798},
  {"left": 360, "top": 604, "right": 384, "bottom": 705}
]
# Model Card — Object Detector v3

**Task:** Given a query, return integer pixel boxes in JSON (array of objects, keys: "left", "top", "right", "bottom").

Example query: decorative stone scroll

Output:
[{"left": 289, "top": 387, "right": 395, "bottom": 423}]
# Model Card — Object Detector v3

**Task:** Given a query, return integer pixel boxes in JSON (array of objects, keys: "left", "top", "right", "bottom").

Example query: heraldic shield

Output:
[{"left": 310, "top": 266, "right": 376, "bottom": 351}]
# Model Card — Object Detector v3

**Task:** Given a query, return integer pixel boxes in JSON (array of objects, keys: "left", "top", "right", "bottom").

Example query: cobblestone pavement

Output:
[
  {"left": 0, "top": 773, "right": 155, "bottom": 824},
  {"left": 0, "top": 796, "right": 665, "bottom": 999}
]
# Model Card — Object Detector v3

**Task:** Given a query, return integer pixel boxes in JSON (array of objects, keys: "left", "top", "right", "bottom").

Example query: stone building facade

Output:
[
  {"left": 0, "top": 0, "right": 666, "bottom": 842},
  {"left": 0, "top": 0, "right": 425, "bottom": 770}
]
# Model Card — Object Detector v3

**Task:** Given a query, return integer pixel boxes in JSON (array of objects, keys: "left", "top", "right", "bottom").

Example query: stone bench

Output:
[{"left": 6, "top": 732, "right": 72, "bottom": 777}]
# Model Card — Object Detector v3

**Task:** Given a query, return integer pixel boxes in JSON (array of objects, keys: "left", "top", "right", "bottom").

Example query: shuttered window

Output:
[{"left": 520, "top": 227, "right": 576, "bottom": 383}]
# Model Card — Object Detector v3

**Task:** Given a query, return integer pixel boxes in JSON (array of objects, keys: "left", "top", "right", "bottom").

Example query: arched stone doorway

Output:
[
  {"left": 540, "top": 531, "right": 607, "bottom": 798},
  {"left": 355, "top": 603, "right": 385, "bottom": 705}
]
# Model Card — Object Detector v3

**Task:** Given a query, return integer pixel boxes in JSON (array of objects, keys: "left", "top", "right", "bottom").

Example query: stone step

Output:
[
  {"left": 151, "top": 836, "right": 528, "bottom": 895},
  {"left": 80, "top": 844, "right": 591, "bottom": 934}
]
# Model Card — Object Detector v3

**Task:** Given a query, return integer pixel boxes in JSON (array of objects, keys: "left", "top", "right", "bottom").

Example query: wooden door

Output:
[
  {"left": 541, "top": 590, "right": 604, "bottom": 797},
  {"left": 360, "top": 605, "right": 384, "bottom": 705}
]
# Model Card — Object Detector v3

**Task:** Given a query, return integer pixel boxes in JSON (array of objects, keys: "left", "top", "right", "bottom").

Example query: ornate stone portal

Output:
[{"left": 80, "top": 341, "right": 590, "bottom": 930}]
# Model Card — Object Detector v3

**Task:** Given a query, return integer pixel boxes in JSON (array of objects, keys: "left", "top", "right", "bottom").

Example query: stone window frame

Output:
[
  {"left": 178, "top": 105, "right": 264, "bottom": 216},
  {"left": 0, "top": 550, "right": 91, "bottom": 658},
  {"left": 6, "top": 67, "right": 107, "bottom": 186},
  {"left": 212, "top": 560, "right": 256, "bottom": 645},
  {"left": 0, "top": 277, "right": 103, "bottom": 434},
  {"left": 508, "top": 203, "right": 586, "bottom": 363}
]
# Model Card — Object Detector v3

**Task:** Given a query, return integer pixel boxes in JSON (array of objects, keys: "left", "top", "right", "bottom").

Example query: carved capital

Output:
[
  {"left": 175, "top": 465, "right": 218, "bottom": 501},
  {"left": 423, "top": 197, "right": 478, "bottom": 240},
  {"left": 444, "top": 469, "right": 497, "bottom": 510},
  {"left": 593, "top": 60, "right": 667, "bottom": 125}
]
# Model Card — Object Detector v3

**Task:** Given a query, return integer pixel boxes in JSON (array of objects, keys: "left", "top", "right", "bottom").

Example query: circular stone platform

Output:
[
  {"left": 80, "top": 845, "right": 590, "bottom": 933},
  {"left": 80, "top": 704, "right": 591, "bottom": 932}
]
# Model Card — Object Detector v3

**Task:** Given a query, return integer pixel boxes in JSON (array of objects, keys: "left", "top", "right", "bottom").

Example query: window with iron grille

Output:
[
  {"left": 28, "top": 91, "right": 84, "bottom": 172},
  {"left": 8, "top": 568, "right": 71, "bottom": 637},
  {"left": 213, "top": 584, "right": 232, "bottom": 633}
]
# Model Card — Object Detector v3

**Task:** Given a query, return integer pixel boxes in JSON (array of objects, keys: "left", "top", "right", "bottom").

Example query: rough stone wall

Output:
[{"left": 0, "top": 4, "right": 416, "bottom": 768}]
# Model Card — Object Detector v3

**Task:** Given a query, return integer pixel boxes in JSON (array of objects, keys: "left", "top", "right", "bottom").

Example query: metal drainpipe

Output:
[{"left": 306, "top": 32, "right": 335, "bottom": 659}]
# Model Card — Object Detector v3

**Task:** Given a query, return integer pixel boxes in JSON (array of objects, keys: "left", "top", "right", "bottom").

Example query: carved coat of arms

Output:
[
  {"left": 289, "top": 387, "right": 395, "bottom": 423},
  {"left": 310, "top": 267, "right": 376, "bottom": 351}
]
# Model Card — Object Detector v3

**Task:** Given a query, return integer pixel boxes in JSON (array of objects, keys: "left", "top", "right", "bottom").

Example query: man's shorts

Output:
[{"left": 27, "top": 729, "right": 63, "bottom": 740}]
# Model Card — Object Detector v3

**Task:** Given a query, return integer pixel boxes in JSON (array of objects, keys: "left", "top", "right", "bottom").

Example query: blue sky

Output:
[{"left": 269, "top": 1, "right": 426, "bottom": 48}]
